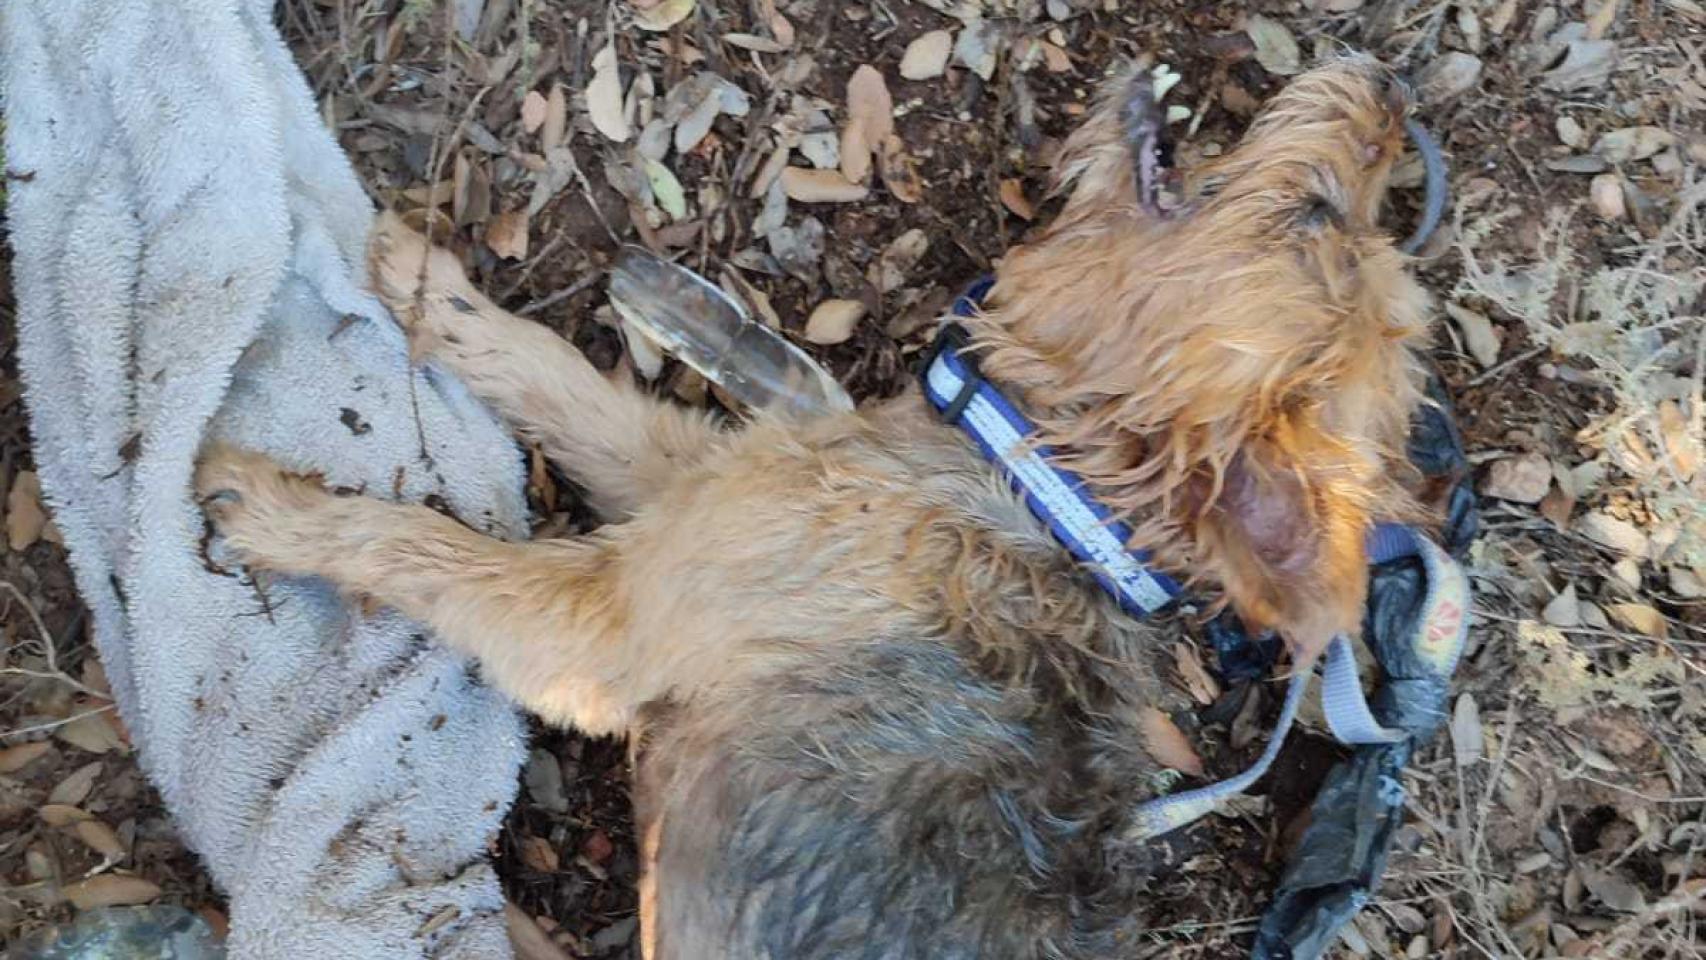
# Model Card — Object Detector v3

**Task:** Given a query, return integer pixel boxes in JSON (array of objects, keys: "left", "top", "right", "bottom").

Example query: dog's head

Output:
[{"left": 975, "top": 55, "right": 1433, "bottom": 661}]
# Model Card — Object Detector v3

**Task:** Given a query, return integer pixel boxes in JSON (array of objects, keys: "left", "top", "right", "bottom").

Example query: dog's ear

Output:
[
  {"left": 1191, "top": 412, "right": 1373, "bottom": 663},
  {"left": 1048, "top": 65, "right": 1154, "bottom": 219}
]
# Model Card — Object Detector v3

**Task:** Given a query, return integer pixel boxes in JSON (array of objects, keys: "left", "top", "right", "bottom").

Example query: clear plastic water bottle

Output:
[
  {"left": 607, "top": 248, "right": 854, "bottom": 420},
  {"left": 12, "top": 905, "right": 225, "bottom": 959}
]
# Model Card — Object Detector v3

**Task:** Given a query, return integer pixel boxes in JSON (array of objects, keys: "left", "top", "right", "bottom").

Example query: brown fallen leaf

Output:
[
  {"left": 582, "top": 829, "right": 616, "bottom": 864},
  {"left": 587, "top": 43, "right": 631, "bottom": 143},
  {"left": 56, "top": 709, "right": 127, "bottom": 755},
  {"left": 877, "top": 135, "right": 922, "bottom": 204},
  {"left": 520, "top": 90, "right": 548, "bottom": 134},
  {"left": 867, "top": 228, "right": 929, "bottom": 294},
  {"left": 64, "top": 874, "right": 162, "bottom": 910},
  {"left": 1138, "top": 707, "right": 1204, "bottom": 776},
  {"left": 0, "top": 741, "right": 53, "bottom": 774},
  {"left": 507, "top": 903, "right": 576, "bottom": 960},
  {"left": 74, "top": 819, "right": 127, "bottom": 862},
  {"left": 1171, "top": 643, "right": 1221, "bottom": 706},
  {"left": 633, "top": 0, "right": 695, "bottom": 31},
  {"left": 7, "top": 469, "right": 48, "bottom": 551},
  {"left": 39, "top": 804, "right": 94, "bottom": 828},
  {"left": 543, "top": 84, "right": 568, "bottom": 151},
  {"left": 781, "top": 167, "right": 869, "bottom": 203},
  {"left": 1657, "top": 400, "right": 1699, "bottom": 480},
  {"left": 1608, "top": 602, "right": 1668, "bottom": 639},
  {"left": 804, "top": 300, "right": 866, "bottom": 345},
  {"left": 485, "top": 210, "right": 530, "bottom": 260},
  {"left": 840, "top": 65, "right": 893, "bottom": 185},
  {"left": 1038, "top": 40, "right": 1072, "bottom": 74},
  {"left": 519, "top": 834, "right": 560, "bottom": 873},
  {"left": 998, "top": 178, "right": 1034, "bottom": 220},
  {"left": 48, "top": 760, "right": 103, "bottom": 807}
]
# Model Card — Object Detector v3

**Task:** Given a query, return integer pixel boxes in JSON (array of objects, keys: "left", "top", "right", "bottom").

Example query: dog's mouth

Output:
[{"left": 1132, "top": 82, "right": 1448, "bottom": 254}]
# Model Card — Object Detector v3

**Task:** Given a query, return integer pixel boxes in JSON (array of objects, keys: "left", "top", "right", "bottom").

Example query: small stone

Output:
[
  {"left": 1483, "top": 452, "right": 1551, "bottom": 503},
  {"left": 1418, "top": 52, "right": 1483, "bottom": 102},
  {"left": 1590, "top": 173, "right": 1626, "bottom": 219},
  {"left": 899, "top": 30, "right": 953, "bottom": 81}
]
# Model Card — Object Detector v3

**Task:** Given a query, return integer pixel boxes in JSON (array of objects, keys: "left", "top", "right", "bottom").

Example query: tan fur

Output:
[{"left": 196, "top": 56, "right": 1437, "bottom": 956}]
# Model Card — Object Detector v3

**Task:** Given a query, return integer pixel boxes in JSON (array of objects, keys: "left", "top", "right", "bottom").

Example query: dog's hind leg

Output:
[
  {"left": 368, "top": 214, "right": 720, "bottom": 520},
  {"left": 195, "top": 443, "right": 660, "bottom": 734}
]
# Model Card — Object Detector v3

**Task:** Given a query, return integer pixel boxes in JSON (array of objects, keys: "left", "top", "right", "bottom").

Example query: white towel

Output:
[{"left": 3, "top": 0, "right": 530, "bottom": 955}]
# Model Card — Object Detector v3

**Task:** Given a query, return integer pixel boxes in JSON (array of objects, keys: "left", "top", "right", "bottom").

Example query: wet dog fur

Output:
[{"left": 196, "top": 56, "right": 1433, "bottom": 958}]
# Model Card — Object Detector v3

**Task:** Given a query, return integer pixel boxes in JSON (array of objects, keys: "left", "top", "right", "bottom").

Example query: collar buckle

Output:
[{"left": 921, "top": 322, "right": 983, "bottom": 424}]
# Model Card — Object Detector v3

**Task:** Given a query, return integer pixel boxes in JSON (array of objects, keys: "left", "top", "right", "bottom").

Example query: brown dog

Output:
[{"left": 197, "top": 55, "right": 1432, "bottom": 958}]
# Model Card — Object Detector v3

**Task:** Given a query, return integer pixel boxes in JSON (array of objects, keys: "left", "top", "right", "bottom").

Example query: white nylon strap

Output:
[{"left": 1321, "top": 635, "right": 1406, "bottom": 745}]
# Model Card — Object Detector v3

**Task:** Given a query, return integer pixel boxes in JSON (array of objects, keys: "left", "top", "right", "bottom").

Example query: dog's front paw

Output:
[
  {"left": 367, "top": 211, "right": 481, "bottom": 361},
  {"left": 194, "top": 443, "right": 330, "bottom": 571}
]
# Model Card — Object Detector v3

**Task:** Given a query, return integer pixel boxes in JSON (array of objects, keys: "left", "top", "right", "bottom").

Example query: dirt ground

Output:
[{"left": 4, "top": 0, "right": 1705, "bottom": 957}]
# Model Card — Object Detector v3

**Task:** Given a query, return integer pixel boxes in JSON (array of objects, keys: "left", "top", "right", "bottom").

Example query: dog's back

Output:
[{"left": 633, "top": 405, "right": 1176, "bottom": 960}]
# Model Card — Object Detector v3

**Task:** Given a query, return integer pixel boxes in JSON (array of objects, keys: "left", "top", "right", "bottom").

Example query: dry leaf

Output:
[
  {"left": 485, "top": 210, "right": 530, "bottom": 260},
  {"left": 1578, "top": 511, "right": 1649, "bottom": 556},
  {"left": 867, "top": 228, "right": 929, "bottom": 294},
  {"left": 74, "top": 819, "right": 127, "bottom": 861},
  {"left": 56, "top": 710, "right": 126, "bottom": 755},
  {"left": 48, "top": 761, "right": 103, "bottom": 807},
  {"left": 1656, "top": 400, "right": 1699, "bottom": 479},
  {"left": 899, "top": 30, "right": 953, "bottom": 81},
  {"left": 840, "top": 65, "right": 893, "bottom": 185},
  {"left": 1451, "top": 693, "right": 1483, "bottom": 769},
  {"left": 1445, "top": 302, "right": 1501, "bottom": 368},
  {"left": 1543, "top": 583, "right": 1581, "bottom": 627},
  {"left": 1138, "top": 708, "right": 1204, "bottom": 776},
  {"left": 1483, "top": 452, "right": 1552, "bottom": 503},
  {"left": 617, "top": 316, "right": 666, "bottom": 380},
  {"left": 781, "top": 167, "right": 869, "bottom": 203},
  {"left": 7, "top": 470, "right": 48, "bottom": 551},
  {"left": 952, "top": 18, "right": 1001, "bottom": 80},
  {"left": 1585, "top": 0, "right": 1622, "bottom": 40},
  {"left": 520, "top": 90, "right": 548, "bottom": 134},
  {"left": 750, "top": 144, "right": 791, "bottom": 199},
  {"left": 1039, "top": 41, "right": 1072, "bottom": 73},
  {"left": 1595, "top": 127, "right": 1675, "bottom": 163},
  {"left": 1590, "top": 173, "right": 1627, "bottom": 219},
  {"left": 804, "top": 300, "right": 866, "bottom": 345},
  {"left": 719, "top": 269, "right": 782, "bottom": 329},
  {"left": 1245, "top": 15, "right": 1301, "bottom": 76},
  {"left": 634, "top": 0, "right": 695, "bottom": 31},
  {"left": 519, "top": 835, "right": 561, "bottom": 872},
  {"left": 582, "top": 829, "right": 616, "bottom": 863},
  {"left": 507, "top": 903, "right": 576, "bottom": 960},
  {"left": 877, "top": 135, "right": 922, "bottom": 204},
  {"left": 64, "top": 874, "right": 162, "bottom": 910},
  {"left": 1608, "top": 603, "right": 1668, "bottom": 639},
  {"left": 39, "top": 804, "right": 93, "bottom": 828},
  {"left": 1582, "top": 868, "right": 1647, "bottom": 912},
  {"left": 1418, "top": 52, "right": 1484, "bottom": 101},
  {"left": 642, "top": 158, "right": 688, "bottom": 220},
  {"left": 1171, "top": 643, "right": 1221, "bottom": 706},
  {"left": 724, "top": 33, "right": 789, "bottom": 53},
  {"left": 543, "top": 85, "right": 569, "bottom": 150},
  {"left": 587, "top": 44, "right": 632, "bottom": 143},
  {"left": 998, "top": 179, "right": 1034, "bottom": 220},
  {"left": 0, "top": 741, "right": 52, "bottom": 774}
]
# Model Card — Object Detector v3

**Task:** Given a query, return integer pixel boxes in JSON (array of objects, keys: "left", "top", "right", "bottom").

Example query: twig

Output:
[
  {"left": 0, "top": 581, "right": 104, "bottom": 699},
  {"left": 0, "top": 703, "right": 115, "bottom": 741}
]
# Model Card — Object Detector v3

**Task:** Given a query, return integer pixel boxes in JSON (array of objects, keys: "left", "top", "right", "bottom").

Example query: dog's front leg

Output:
[
  {"left": 195, "top": 444, "right": 646, "bottom": 734},
  {"left": 367, "top": 214, "right": 721, "bottom": 522}
]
